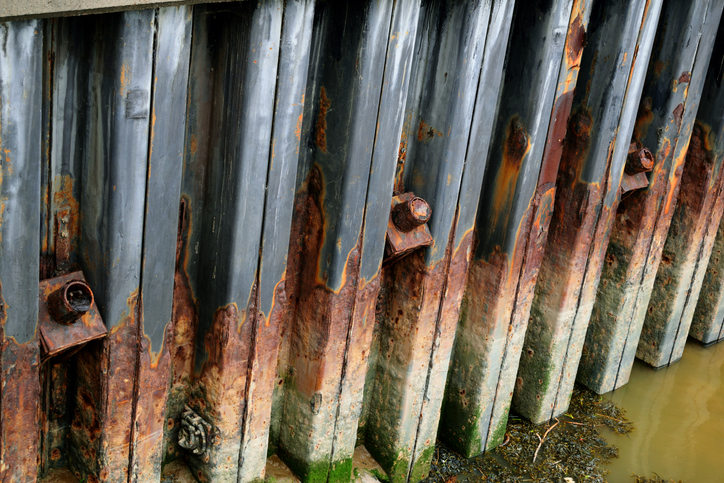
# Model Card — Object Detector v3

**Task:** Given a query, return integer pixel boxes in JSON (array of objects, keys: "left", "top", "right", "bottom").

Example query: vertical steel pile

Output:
[
  {"left": 680, "top": 24, "right": 724, "bottom": 347},
  {"left": 0, "top": 20, "right": 42, "bottom": 482},
  {"left": 516, "top": 0, "right": 662, "bottom": 421},
  {"left": 439, "top": 0, "right": 591, "bottom": 456},
  {"left": 361, "top": 1, "right": 508, "bottom": 481},
  {"left": 582, "top": 0, "right": 724, "bottom": 380},
  {"left": 274, "top": 2, "right": 418, "bottom": 482},
  {"left": 645, "top": 18, "right": 724, "bottom": 354},
  {"left": 32, "top": 9, "right": 193, "bottom": 483},
  {"left": 172, "top": 2, "right": 313, "bottom": 482}
]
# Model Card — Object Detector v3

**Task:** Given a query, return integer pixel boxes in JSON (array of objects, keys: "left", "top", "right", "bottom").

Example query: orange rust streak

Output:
[
  {"left": 52, "top": 175, "right": 80, "bottom": 242},
  {"left": 665, "top": 138, "right": 689, "bottom": 214},
  {"left": 489, "top": 117, "right": 531, "bottom": 231}
]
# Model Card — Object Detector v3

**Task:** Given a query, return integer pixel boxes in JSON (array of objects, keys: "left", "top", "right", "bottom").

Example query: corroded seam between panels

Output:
[
  {"left": 126, "top": 8, "right": 160, "bottom": 480},
  {"left": 406, "top": 227, "right": 455, "bottom": 482}
]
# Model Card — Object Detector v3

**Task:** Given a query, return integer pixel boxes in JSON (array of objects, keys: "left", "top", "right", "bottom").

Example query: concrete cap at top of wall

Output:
[{"left": 0, "top": 0, "right": 232, "bottom": 22}]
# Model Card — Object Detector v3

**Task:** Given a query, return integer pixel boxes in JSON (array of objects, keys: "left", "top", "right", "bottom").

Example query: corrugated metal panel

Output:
[{"left": 2, "top": 1, "right": 724, "bottom": 482}]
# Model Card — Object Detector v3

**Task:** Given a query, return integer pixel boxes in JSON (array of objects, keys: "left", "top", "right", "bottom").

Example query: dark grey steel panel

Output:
[
  {"left": 0, "top": 21, "right": 43, "bottom": 342},
  {"left": 452, "top": 0, "right": 516, "bottom": 248},
  {"left": 141, "top": 6, "right": 193, "bottom": 352},
  {"left": 401, "top": 0, "right": 491, "bottom": 267},
  {"left": 358, "top": 0, "right": 421, "bottom": 284},
  {"left": 194, "top": 0, "right": 282, "bottom": 367},
  {"left": 80, "top": 11, "right": 154, "bottom": 326},
  {"left": 258, "top": 0, "right": 315, "bottom": 317}
]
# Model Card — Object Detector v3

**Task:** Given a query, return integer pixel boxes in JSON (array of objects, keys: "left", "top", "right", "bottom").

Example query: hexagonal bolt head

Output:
[
  {"left": 47, "top": 280, "right": 93, "bottom": 325},
  {"left": 625, "top": 141, "right": 654, "bottom": 174},
  {"left": 392, "top": 196, "right": 431, "bottom": 232}
]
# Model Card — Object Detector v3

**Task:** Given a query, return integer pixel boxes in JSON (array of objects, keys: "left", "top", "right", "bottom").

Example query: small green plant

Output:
[{"left": 369, "top": 468, "right": 390, "bottom": 483}]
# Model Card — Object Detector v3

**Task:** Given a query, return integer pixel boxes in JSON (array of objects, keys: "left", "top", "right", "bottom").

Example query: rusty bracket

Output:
[
  {"left": 178, "top": 405, "right": 213, "bottom": 457},
  {"left": 383, "top": 192, "right": 433, "bottom": 265},
  {"left": 621, "top": 141, "right": 655, "bottom": 194},
  {"left": 38, "top": 271, "right": 107, "bottom": 361}
]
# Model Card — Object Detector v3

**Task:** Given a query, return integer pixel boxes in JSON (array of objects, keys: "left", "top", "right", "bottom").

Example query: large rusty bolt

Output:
[
  {"left": 625, "top": 142, "right": 654, "bottom": 174},
  {"left": 47, "top": 280, "right": 94, "bottom": 325},
  {"left": 392, "top": 196, "right": 431, "bottom": 232}
]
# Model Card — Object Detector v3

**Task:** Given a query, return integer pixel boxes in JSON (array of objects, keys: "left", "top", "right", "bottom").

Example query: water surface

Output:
[{"left": 604, "top": 340, "right": 724, "bottom": 482}]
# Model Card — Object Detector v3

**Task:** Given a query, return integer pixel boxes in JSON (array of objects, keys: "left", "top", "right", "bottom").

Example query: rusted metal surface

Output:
[
  {"left": 634, "top": 0, "right": 724, "bottom": 370},
  {"left": 518, "top": 0, "right": 663, "bottom": 419},
  {"left": 46, "top": 279, "right": 93, "bottom": 325},
  {"left": 126, "top": 7, "right": 193, "bottom": 483},
  {"left": 364, "top": 1, "right": 507, "bottom": 481},
  {"left": 577, "top": 0, "right": 724, "bottom": 392},
  {"left": 39, "top": 272, "right": 106, "bottom": 358},
  {"left": 43, "top": 17, "right": 93, "bottom": 284},
  {"left": 325, "top": 3, "right": 422, "bottom": 482},
  {"left": 647, "top": 20, "right": 724, "bottom": 351},
  {"left": 440, "top": 0, "right": 590, "bottom": 457},
  {"left": 391, "top": 195, "right": 431, "bottom": 232},
  {"left": 170, "top": 3, "right": 285, "bottom": 482},
  {"left": 8, "top": 1, "right": 724, "bottom": 482},
  {"left": 0, "top": 20, "right": 43, "bottom": 483},
  {"left": 692, "top": 198, "right": 724, "bottom": 344},
  {"left": 58, "top": 11, "right": 156, "bottom": 482},
  {"left": 275, "top": 2, "right": 418, "bottom": 482},
  {"left": 235, "top": 2, "right": 315, "bottom": 482}
]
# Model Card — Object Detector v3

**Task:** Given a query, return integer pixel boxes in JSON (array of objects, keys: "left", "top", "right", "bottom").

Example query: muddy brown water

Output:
[{"left": 603, "top": 340, "right": 724, "bottom": 482}]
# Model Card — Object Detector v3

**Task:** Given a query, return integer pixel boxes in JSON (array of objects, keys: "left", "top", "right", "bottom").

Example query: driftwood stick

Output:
[{"left": 533, "top": 418, "right": 560, "bottom": 463}]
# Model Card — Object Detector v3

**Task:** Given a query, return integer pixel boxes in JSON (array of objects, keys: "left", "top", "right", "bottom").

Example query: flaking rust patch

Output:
[
  {"left": 100, "top": 291, "right": 141, "bottom": 483},
  {"left": 130, "top": 319, "right": 172, "bottom": 482},
  {"left": 315, "top": 87, "right": 331, "bottom": 153},
  {"left": 417, "top": 119, "right": 442, "bottom": 142},
  {"left": 0, "top": 338, "right": 41, "bottom": 482}
]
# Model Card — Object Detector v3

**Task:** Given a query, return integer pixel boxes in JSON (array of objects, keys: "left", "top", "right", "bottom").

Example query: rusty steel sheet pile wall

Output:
[
  {"left": 646, "top": 20, "right": 724, "bottom": 354},
  {"left": 514, "top": 0, "right": 663, "bottom": 422},
  {"left": 582, "top": 0, "right": 724, "bottom": 379},
  {"left": 439, "top": 0, "right": 591, "bottom": 457},
  {"left": 38, "top": 9, "right": 192, "bottom": 483},
  {"left": 8, "top": 0, "right": 724, "bottom": 482},
  {"left": 174, "top": 2, "right": 311, "bottom": 482}
]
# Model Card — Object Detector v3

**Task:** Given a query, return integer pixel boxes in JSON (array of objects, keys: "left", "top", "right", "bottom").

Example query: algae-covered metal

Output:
[
  {"left": 589, "top": 0, "right": 724, "bottom": 374},
  {"left": 440, "top": 0, "right": 590, "bottom": 457},
  {"left": 646, "top": 18, "right": 724, "bottom": 354},
  {"left": 517, "top": 0, "right": 663, "bottom": 421}
]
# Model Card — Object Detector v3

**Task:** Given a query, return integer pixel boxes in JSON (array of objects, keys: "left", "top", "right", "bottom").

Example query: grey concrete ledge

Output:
[{"left": 0, "top": 0, "right": 232, "bottom": 22}]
